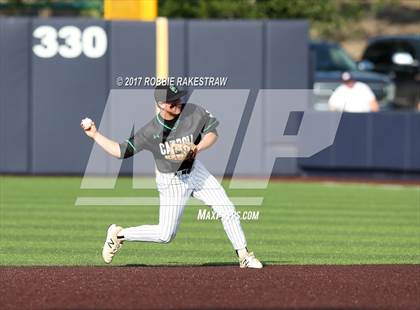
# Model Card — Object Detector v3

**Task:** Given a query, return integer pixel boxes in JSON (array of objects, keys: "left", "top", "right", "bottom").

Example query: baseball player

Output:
[{"left": 81, "top": 85, "right": 262, "bottom": 268}]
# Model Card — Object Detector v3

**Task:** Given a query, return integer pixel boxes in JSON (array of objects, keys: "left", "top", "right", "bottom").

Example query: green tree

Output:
[{"left": 158, "top": 0, "right": 398, "bottom": 40}]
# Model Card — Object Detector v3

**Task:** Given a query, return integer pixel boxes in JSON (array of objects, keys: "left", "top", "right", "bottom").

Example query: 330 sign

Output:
[{"left": 32, "top": 25, "right": 107, "bottom": 59}]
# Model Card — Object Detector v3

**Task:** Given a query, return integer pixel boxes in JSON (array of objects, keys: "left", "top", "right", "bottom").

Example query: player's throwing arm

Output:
[{"left": 80, "top": 117, "right": 121, "bottom": 158}]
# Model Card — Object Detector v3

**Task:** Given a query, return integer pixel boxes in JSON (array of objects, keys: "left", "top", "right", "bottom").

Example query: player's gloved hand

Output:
[
  {"left": 80, "top": 118, "right": 97, "bottom": 139},
  {"left": 165, "top": 143, "right": 197, "bottom": 161}
]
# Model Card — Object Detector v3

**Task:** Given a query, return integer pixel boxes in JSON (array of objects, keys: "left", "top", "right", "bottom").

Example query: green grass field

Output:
[{"left": 0, "top": 176, "right": 419, "bottom": 266}]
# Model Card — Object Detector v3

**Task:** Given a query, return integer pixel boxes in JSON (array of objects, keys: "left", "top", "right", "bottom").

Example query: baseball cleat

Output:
[
  {"left": 239, "top": 252, "right": 263, "bottom": 269},
  {"left": 102, "top": 224, "right": 123, "bottom": 264}
]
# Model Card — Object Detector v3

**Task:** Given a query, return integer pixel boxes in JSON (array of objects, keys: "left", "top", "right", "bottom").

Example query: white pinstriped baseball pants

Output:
[{"left": 120, "top": 160, "right": 247, "bottom": 250}]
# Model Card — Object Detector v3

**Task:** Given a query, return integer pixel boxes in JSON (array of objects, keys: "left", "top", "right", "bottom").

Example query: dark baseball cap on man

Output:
[{"left": 154, "top": 85, "right": 187, "bottom": 103}]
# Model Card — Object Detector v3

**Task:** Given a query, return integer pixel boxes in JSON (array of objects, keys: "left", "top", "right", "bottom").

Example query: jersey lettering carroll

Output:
[
  {"left": 159, "top": 134, "right": 194, "bottom": 155},
  {"left": 119, "top": 103, "right": 219, "bottom": 173}
]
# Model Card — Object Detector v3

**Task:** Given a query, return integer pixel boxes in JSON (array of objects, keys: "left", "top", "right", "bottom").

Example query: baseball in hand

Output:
[{"left": 81, "top": 117, "right": 93, "bottom": 130}]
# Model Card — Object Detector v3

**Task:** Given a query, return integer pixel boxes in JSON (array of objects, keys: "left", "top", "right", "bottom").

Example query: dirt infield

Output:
[{"left": 1, "top": 265, "right": 419, "bottom": 310}]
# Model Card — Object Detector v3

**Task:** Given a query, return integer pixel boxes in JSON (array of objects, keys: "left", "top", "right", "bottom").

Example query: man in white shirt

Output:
[{"left": 329, "top": 72, "right": 379, "bottom": 112}]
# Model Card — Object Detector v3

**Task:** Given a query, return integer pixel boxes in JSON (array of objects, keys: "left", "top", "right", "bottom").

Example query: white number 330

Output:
[{"left": 33, "top": 25, "right": 107, "bottom": 59}]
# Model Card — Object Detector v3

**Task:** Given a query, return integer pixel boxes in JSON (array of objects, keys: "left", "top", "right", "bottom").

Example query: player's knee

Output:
[{"left": 159, "top": 232, "right": 176, "bottom": 243}]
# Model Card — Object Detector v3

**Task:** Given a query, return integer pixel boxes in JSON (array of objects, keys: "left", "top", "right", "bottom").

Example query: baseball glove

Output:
[{"left": 165, "top": 143, "right": 197, "bottom": 161}]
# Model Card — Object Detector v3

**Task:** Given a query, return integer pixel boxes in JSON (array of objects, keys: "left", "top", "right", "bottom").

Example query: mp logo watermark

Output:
[{"left": 75, "top": 89, "right": 342, "bottom": 219}]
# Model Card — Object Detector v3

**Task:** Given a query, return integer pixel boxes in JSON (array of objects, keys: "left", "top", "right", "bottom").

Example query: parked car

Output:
[
  {"left": 361, "top": 35, "right": 420, "bottom": 109},
  {"left": 310, "top": 40, "right": 395, "bottom": 111}
]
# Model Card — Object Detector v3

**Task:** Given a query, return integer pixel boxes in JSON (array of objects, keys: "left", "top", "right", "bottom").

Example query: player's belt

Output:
[{"left": 174, "top": 168, "right": 192, "bottom": 176}]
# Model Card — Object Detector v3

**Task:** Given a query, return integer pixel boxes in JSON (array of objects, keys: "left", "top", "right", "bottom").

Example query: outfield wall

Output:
[
  {"left": 298, "top": 112, "right": 420, "bottom": 178},
  {"left": 0, "top": 17, "right": 309, "bottom": 176},
  {"left": 0, "top": 17, "right": 419, "bottom": 178}
]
